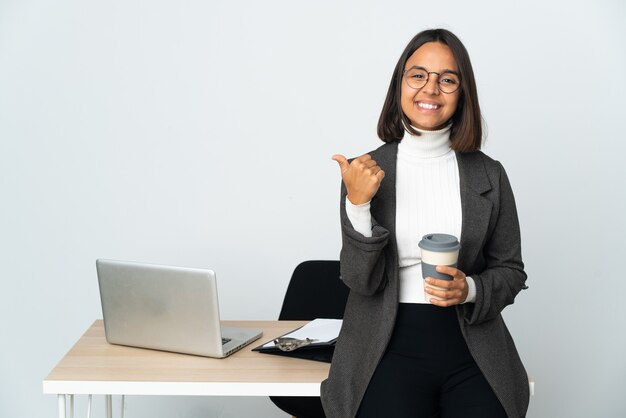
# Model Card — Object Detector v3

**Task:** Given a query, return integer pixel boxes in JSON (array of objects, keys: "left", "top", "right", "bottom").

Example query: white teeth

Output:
[{"left": 418, "top": 102, "right": 440, "bottom": 110}]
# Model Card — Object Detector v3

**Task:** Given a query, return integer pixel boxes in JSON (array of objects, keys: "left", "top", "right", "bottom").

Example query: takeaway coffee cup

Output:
[{"left": 419, "top": 233, "right": 461, "bottom": 301}]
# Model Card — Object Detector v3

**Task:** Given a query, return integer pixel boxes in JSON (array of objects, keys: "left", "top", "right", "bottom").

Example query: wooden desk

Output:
[{"left": 44, "top": 320, "right": 329, "bottom": 417}]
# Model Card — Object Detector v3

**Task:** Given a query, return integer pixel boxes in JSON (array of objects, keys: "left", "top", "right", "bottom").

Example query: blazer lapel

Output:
[
  {"left": 369, "top": 145, "right": 491, "bottom": 273},
  {"left": 456, "top": 152, "right": 493, "bottom": 272}
]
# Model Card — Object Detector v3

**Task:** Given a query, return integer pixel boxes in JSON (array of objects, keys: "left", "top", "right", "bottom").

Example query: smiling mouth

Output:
[{"left": 417, "top": 102, "right": 441, "bottom": 110}]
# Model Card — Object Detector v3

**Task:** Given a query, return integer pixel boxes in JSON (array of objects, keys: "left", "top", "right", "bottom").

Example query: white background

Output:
[{"left": 1, "top": 0, "right": 625, "bottom": 417}]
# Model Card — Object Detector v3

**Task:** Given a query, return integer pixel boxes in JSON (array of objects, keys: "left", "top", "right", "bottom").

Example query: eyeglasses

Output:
[
  {"left": 273, "top": 337, "right": 317, "bottom": 352},
  {"left": 403, "top": 67, "right": 461, "bottom": 94}
]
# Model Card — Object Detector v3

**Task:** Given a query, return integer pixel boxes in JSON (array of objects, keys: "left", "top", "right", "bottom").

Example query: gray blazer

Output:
[{"left": 320, "top": 142, "right": 529, "bottom": 418}]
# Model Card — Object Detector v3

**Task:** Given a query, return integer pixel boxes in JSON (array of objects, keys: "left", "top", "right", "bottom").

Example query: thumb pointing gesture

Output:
[
  {"left": 332, "top": 154, "right": 350, "bottom": 175},
  {"left": 331, "top": 153, "right": 384, "bottom": 205}
]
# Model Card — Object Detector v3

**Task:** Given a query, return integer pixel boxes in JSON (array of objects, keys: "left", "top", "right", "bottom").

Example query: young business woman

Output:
[{"left": 322, "top": 28, "right": 529, "bottom": 418}]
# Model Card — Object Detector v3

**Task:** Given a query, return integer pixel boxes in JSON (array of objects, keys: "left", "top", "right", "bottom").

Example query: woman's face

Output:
[{"left": 400, "top": 42, "right": 461, "bottom": 131}]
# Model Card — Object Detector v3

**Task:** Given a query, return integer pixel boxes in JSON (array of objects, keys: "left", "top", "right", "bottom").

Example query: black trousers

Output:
[{"left": 357, "top": 303, "right": 506, "bottom": 418}]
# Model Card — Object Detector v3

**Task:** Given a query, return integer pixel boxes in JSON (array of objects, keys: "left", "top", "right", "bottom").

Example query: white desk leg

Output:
[
  {"left": 58, "top": 394, "right": 66, "bottom": 418},
  {"left": 105, "top": 395, "right": 112, "bottom": 418},
  {"left": 69, "top": 394, "right": 74, "bottom": 418},
  {"left": 120, "top": 395, "right": 125, "bottom": 418}
]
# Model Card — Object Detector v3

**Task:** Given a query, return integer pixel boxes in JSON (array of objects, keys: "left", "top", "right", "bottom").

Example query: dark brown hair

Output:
[{"left": 377, "top": 29, "right": 483, "bottom": 152}]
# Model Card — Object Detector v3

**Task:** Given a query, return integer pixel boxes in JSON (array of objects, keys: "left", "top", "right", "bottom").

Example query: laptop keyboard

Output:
[{"left": 222, "top": 337, "right": 231, "bottom": 345}]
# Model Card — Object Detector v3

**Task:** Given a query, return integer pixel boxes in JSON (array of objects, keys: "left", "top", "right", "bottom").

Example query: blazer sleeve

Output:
[
  {"left": 461, "top": 162, "right": 528, "bottom": 325},
  {"left": 338, "top": 181, "right": 390, "bottom": 296}
]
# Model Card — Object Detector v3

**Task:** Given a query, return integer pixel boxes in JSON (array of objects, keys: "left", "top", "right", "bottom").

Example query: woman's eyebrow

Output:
[
  {"left": 405, "top": 65, "right": 427, "bottom": 72},
  {"left": 404, "top": 65, "right": 459, "bottom": 75}
]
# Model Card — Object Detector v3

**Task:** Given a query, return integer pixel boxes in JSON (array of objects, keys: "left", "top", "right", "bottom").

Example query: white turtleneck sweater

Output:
[{"left": 345, "top": 125, "right": 476, "bottom": 304}]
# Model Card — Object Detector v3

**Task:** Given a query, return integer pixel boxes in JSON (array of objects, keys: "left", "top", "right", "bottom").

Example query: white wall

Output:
[{"left": 1, "top": 0, "right": 625, "bottom": 417}]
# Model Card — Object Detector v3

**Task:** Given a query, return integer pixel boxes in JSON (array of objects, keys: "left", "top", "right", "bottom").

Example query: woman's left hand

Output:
[{"left": 425, "top": 266, "right": 469, "bottom": 307}]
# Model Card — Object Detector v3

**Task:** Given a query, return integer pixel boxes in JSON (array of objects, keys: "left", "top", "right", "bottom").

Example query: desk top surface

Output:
[{"left": 43, "top": 320, "right": 331, "bottom": 396}]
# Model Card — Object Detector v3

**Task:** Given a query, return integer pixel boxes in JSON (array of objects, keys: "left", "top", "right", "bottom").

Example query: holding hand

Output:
[
  {"left": 425, "top": 266, "right": 469, "bottom": 307},
  {"left": 332, "top": 154, "right": 385, "bottom": 205}
]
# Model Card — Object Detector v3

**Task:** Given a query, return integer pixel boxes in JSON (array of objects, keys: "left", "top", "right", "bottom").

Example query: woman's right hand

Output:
[{"left": 332, "top": 154, "right": 385, "bottom": 205}]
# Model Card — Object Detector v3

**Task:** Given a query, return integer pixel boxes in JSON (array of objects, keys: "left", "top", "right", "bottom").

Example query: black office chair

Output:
[{"left": 269, "top": 260, "right": 350, "bottom": 418}]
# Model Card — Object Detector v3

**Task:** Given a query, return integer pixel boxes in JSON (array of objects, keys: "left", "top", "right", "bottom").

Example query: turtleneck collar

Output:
[{"left": 398, "top": 123, "right": 452, "bottom": 159}]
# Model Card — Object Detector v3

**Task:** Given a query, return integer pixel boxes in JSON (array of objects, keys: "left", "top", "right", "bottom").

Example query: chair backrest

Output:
[{"left": 278, "top": 260, "right": 350, "bottom": 320}]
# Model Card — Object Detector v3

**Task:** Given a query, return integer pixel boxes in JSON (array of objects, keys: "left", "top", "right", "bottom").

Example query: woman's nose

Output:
[{"left": 421, "top": 75, "right": 440, "bottom": 95}]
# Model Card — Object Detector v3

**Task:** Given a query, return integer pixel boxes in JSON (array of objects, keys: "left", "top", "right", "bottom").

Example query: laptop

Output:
[{"left": 96, "top": 259, "right": 262, "bottom": 358}]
